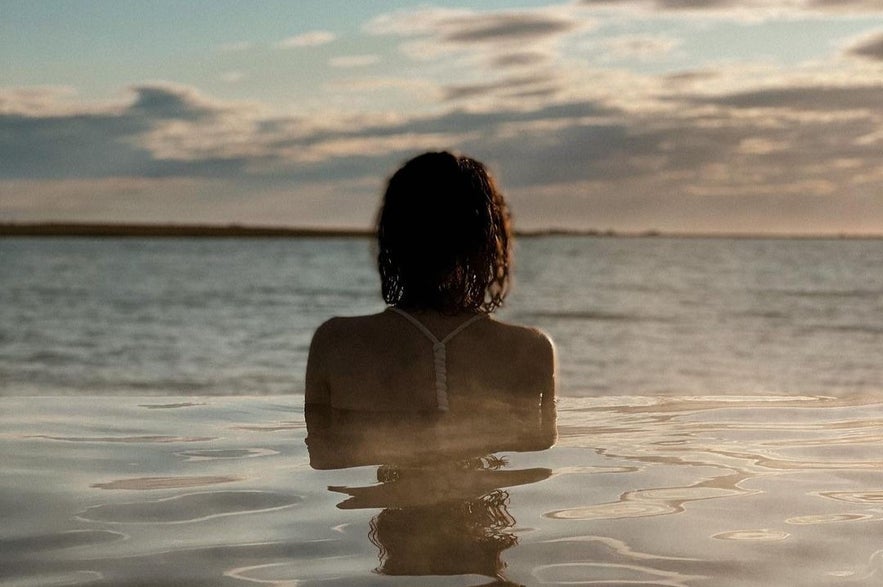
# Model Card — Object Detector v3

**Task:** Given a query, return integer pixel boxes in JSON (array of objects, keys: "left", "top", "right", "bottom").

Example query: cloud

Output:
[
  {"left": 581, "top": 0, "right": 740, "bottom": 9},
  {"left": 439, "top": 12, "right": 577, "bottom": 44},
  {"left": 691, "top": 84, "right": 883, "bottom": 111},
  {"left": 366, "top": 6, "right": 588, "bottom": 55},
  {"left": 0, "top": 84, "right": 258, "bottom": 179},
  {"left": 599, "top": 35, "right": 682, "bottom": 60},
  {"left": 490, "top": 51, "right": 554, "bottom": 69},
  {"left": 662, "top": 70, "right": 719, "bottom": 88},
  {"left": 442, "top": 73, "right": 561, "bottom": 101},
  {"left": 0, "top": 86, "right": 80, "bottom": 116},
  {"left": 805, "top": 0, "right": 883, "bottom": 11},
  {"left": 329, "top": 54, "right": 380, "bottom": 68},
  {"left": 846, "top": 30, "right": 883, "bottom": 61},
  {"left": 579, "top": 0, "right": 883, "bottom": 13},
  {"left": 502, "top": 94, "right": 883, "bottom": 233},
  {"left": 0, "top": 109, "right": 148, "bottom": 179},
  {"left": 3, "top": 77, "right": 882, "bottom": 233},
  {"left": 365, "top": 6, "right": 594, "bottom": 108},
  {"left": 277, "top": 31, "right": 335, "bottom": 48},
  {"left": 128, "top": 83, "right": 219, "bottom": 120},
  {"left": 220, "top": 71, "right": 246, "bottom": 83},
  {"left": 0, "top": 80, "right": 614, "bottom": 185}
]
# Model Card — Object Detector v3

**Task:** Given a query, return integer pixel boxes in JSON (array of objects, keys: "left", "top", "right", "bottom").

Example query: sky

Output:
[{"left": 2, "top": 0, "right": 882, "bottom": 234}]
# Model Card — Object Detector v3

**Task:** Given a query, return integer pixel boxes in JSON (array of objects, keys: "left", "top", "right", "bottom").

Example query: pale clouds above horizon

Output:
[
  {"left": 220, "top": 71, "right": 246, "bottom": 83},
  {"left": 579, "top": 0, "right": 883, "bottom": 13},
  {"left": 596, "top": 35, "right": 683, "bottom": 61},
  {"left": 2, "top": 1, "right": 883, "bottom": 234},
  {"left": 276, "top": 30, "right": 337, "bottom": 49},
  {"left": 329, "top": 54, "right": 382, "bottom": 68}
]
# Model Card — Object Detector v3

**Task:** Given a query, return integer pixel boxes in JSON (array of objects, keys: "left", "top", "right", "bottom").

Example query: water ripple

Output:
[
  {"left": 176, "top": 448, "right": 278, "bottom": 462},
  {"left": 712, "top": 529, "right": 790, "bottom": 541},
  {"left": 27, "top": 434, "right": 214, "bottom": 443},
  {"left": 786, "top": 513, "right": 873, "bottom": 525},
  {"left": 77, "top": 490, "right": 301, "bottom": 524},
  {"left": 137, "top": 402, "right": 205, "bottom": 409},
  {"left": 91, "top": 475, "right": 243, "bottom": 490},
  {"left": 532, "top": 562, "right": 696, "bottom": 586},
  {"left": 548, "top": 501, "right": 677, "bottom": 521},
  {"left": 814, "top": 490, "right": 883, "bottom": 505}
]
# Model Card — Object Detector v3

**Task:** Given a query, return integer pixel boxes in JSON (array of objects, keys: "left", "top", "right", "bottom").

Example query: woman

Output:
[
  {"left": 305, "top": 151, "right": 555, "bottom": 449},
  {"left": 305, "top": 153, "right": 554, "bottom": 585}
]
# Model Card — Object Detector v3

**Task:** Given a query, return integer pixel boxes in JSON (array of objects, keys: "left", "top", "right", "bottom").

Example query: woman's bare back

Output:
[{"left": 305, "top": 308, "right": 555, "bottom": 414}]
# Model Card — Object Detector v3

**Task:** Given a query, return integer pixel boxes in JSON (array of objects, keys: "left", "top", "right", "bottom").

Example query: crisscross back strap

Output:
[{"left": 389, "top": 307, "right": 486, "bottom": 411}]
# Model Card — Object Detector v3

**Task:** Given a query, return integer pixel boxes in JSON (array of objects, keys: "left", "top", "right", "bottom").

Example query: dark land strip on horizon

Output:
[{"left": 0, "top": 222, "right": 880, "bottom": 240}]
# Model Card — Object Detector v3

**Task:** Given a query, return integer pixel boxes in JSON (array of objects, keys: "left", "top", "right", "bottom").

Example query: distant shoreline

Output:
[
  {"left": 0, "top": 223, "right": 371, "bottom": 239},
  {"left": 0, "top": 222, "right": 880, "bottom": 240}
]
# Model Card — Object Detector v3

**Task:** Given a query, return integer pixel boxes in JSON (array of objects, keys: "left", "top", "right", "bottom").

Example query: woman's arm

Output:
[
  {"left": 538, "top": 332, "right": 558, "bottom": 448},
  {"left": 305, "top": 319, "right": 335, "bottom": 429}
]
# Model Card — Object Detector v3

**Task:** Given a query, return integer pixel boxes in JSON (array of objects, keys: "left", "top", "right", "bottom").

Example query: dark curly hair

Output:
[{"left": 377, "top": 151, "right": 512, "bottom": 313}]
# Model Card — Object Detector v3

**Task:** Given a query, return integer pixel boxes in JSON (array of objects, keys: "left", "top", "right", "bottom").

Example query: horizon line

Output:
[{"left": 0, "top": 221, "right": 881, "bottom": 240}]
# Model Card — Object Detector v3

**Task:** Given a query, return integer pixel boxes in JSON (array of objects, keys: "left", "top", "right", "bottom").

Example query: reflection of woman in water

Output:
[
  {"left": 341, "top": 456, "right": 550, "bottom": 582},
  {"left": 370, "top": 488, "right": 517, "bottom": 578},
  {"left": 304, "top": 151, "right": 556, "bottom": 584}
]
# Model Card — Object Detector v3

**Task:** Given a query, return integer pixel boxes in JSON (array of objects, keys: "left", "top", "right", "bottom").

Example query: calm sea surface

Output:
[
  {"left": 1, "top": 236, "right": 882, "bottom": 586},
  {"left": 1, "top": 236, "right": 881, "bottom": 397}
]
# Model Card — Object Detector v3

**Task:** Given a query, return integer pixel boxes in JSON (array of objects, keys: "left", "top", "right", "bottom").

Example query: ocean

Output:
[
  {"left": 1, "top": 236, "right": 882, "bottom": 586},
  {"left": 2, "top": 236, "right": 881, "bottom": 398}
]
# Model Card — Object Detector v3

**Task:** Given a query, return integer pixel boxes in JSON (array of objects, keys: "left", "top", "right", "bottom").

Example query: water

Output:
[
  {"left": 1, "top": 236, "right": 882, "bottom": 585},
  {"left": 2, "top": 236, "right": 881, "bottom": 397},
  {"left": 2, "top": 395, "right": 882, "bottom": 585}
]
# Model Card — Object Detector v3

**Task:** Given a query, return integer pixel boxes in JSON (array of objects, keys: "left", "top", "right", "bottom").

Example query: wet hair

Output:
[{"left": 377, "top": 151, "right": 512, "bottom": 313}]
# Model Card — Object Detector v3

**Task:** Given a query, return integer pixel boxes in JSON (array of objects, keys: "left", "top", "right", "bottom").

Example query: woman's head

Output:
[{"left": 377, "top": 151, "right": 512, "bottom": 313}]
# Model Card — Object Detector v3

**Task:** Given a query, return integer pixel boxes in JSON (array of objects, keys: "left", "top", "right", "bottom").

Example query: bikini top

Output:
[{"left": 389, "top": 307, "right": 487, "bottom": 412}]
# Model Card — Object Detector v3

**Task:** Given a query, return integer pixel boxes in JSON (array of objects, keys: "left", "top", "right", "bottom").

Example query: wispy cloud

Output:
[
  {"left": 366, "top": 6, "right": 590, "bottom": 57},
  {"left": 599, "top": 34, "right": 682, "bottom": 60},
  {"left": 846, "top": 30, "right": 883, "bottom": 60},
  {"left": 0, "top": 86, "right": 83, "bottom": 116},
  {"left": 689, "top": 84, "right": 883, "bottom": 111},
  {"left": 806, "top": 0, "right": 883, "bottom": 12},
  {"left": 489, "top": 50, "right": 554, "bottom": 69},
  {"left": 329, "top": 54, "right": 380, "bottom": 68},
  {"left": 277, "top": 30, "right": 336, "bottom": 48},
  {"left": 364, "top": 6, "right": 595, "bottom": 108},
  {"left": 439, "top": 12, "right": 578, "bottom": 43},
  {"left": 580, "top": 0, "right": 741, "bottom": 10},
  {"left": 220, "top": 71, "right": 246, "bottom": 83},
  {"left": 442, "top": 73, "right": 561, "bottom": 101},
  {"left": 579, "top": 0, "right": 883, "bottom": 15}
]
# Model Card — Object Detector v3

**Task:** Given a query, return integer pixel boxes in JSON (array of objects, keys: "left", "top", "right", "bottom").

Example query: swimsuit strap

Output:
[{"left": 389, "top": 307, "right": 486, "bottom": 411}]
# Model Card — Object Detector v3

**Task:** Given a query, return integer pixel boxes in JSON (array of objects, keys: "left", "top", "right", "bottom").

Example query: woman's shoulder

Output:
[
  {"left": 305, "top": 312, "right": 392, "bottom": 404},
  {"left": 481, "top": 317, "right": 556, "bottom": 381},
  {"left": 310, "top": 311, "right": 387, "bottom": 344},
  {"left": 487, "top": 316, "right": 554, "bottom": 349},
  {"left": 314, "top": 310, "right": 398, "bottom": 330}
]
